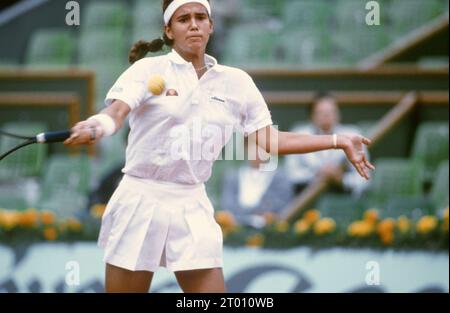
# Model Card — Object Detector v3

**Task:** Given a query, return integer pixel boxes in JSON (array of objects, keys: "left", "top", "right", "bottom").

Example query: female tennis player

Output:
[{"left": 64, "top": 0, "right": 375, "bottom": 293}]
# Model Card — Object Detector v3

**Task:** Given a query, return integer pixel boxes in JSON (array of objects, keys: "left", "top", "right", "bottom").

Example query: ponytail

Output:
[{"left": 128, "top": 34, "right": 174, "bottom": 64}]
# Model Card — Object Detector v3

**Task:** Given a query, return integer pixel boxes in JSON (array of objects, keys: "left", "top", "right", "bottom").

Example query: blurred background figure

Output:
[
  {"left": 220, "top": 139, "right": 294, "bottom": 228},
  {"left": 209, "top": 0, "right": 239, "bottom": 59},
  {"left": 285, "top": 92, "right": 370, "bottom": 198}
]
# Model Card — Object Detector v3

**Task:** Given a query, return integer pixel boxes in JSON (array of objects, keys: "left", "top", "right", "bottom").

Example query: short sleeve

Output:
[
  {"left": 104, "top": 59, "right": 149, "bottom": 110},
  {"left": 239, "top": 73, "right": 273, "bottom": 135}
]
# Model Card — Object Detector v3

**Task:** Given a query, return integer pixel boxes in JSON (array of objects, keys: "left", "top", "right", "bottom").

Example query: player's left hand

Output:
[{"left": 339, "top": 134, "right": 375, "bottom": 180}]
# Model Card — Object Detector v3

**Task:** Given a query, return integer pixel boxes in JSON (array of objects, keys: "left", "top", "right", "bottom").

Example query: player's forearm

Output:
[
  {"left": 100, "top": 100, "right": 130, "bottom": 131},
  {"left": 276, "top": 131, "right": 343, "bottom": 155},
  {"left": 253, "top": 126, "right": 349, "bottom": 156}
]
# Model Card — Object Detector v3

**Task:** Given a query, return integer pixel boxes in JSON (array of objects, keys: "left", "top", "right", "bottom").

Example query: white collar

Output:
[{"left": 167, "top": 49, "right": 224, "bottom": 72}]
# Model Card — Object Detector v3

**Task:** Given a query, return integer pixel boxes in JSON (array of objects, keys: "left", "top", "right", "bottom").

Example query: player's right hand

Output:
[{"left": 64, "top": 120, "right": 103, "bottom": 146}]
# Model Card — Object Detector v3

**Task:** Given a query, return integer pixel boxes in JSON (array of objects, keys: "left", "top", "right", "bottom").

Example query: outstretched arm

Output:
[
  {"left": 248, "top": 125, "right": 375, "bottom": 180},
  {"left": 64, "top": 100, "right": 131, "bottom": 146}
]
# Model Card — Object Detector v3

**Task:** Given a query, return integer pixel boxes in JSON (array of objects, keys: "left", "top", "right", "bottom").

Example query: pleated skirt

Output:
[{"left": 98, "top": 174, "right": 223, "bottom": 272}]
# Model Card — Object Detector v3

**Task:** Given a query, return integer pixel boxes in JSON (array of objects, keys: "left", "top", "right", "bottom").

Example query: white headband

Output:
[{"left": 163, "top": 0, "right": 211, "bottom": 25}]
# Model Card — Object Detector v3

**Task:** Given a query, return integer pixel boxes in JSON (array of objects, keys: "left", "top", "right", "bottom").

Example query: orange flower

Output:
[
  {"left": 364, "top": 209, "right": 379, "bottom": 226},
  {"left": 442, "top": 208, "right": 449, "bottom": 232},
  {"left": 293, "top": 219, "right": 310, "bottom": 235},
  {"left": 18, "top": 209, "right": 39, "bottom": 228},
  {"left": 314, "top": 218, "right": 336, "bottom": 236},
  {"left": 246, "top": 234, "right": 264, "bottom": 247},
  {"left": 67, "top": 217, "right": 82, "bottom": 232},
  {"left": 377, "top": 218, "right": 395, "bottom": 235},
  {"left": 347, "top": 221, "right": 374, "bottom": 237},
  {"left": 396, "top": 216, "right": 411, "bottom": 234},
  {"left": 41, "top": 211, "right": 55, "bottom": 225},
  {"left": 376, "top": 218, "right": 395, "bottom": 244},
  {"left": 0, "top": 210, "right": 19, "bottom": 230},
  {"left": 380, "top": 232, "right": 394, "bottom": 245},
  {"left": 215, "top": 211, "right": 235, "bottom": 227},
  {"left": 303, "top": 209, "right": 321, "bottom": 225},
  {"left": 416, "top": 216, "right": 438, "bottom": 234},
  {"left": 90, "top": 204, "right": 107, "bottom": 219},
  {"left": 43, "top": 227, "right": 58, "bottom": 241}
]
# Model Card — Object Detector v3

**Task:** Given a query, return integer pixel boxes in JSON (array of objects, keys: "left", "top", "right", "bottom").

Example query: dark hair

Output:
[
  {"left": 308, "top": 91, "right": 337, "bottom": 116},
  {"left": 128, "top": 0, "right": 211, "bottom": 64}
]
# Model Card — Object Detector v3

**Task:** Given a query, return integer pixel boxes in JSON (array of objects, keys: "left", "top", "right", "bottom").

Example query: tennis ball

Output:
[{"left": 147, "top": 75, "right": 165, "bottom": 95}]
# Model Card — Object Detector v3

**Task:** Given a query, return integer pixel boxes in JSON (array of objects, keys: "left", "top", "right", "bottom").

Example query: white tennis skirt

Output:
[{"left": 97, "top": 174, "right": 223, "bottom": 272}]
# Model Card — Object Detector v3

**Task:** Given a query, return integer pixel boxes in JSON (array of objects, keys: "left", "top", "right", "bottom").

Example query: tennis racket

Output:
[{"left": 0, "top": 129, "right": 71, "bottom": 161}]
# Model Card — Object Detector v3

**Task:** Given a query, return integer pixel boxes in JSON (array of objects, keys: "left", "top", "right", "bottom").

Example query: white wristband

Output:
[
  {"left": 88, "top": 114, "right": 116, "bottom": 137},
  {"left": 332, "top": 134, "right": 338, "bottom": 149}
]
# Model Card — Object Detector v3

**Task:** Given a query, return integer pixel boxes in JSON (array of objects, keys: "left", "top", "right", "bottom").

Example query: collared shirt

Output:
[
  {"left": 284, "top": 123, "right": 370, "bottom": 196},
  {"left": 105, "top": 50, "right": 273, "bottom": 185}
]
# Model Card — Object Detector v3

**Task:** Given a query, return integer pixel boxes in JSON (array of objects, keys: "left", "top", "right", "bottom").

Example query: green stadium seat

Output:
[
  {"left": 38, "top": 190, "right": 87, "bottom": 218},
  {"left": 39, "top": 154, "right": 91, "bottom": 195},
  {"left": 334, "top": 0, "right": 390, "bottom": 30},
  {"left": 278, "top": 29, "right": 334, "bottom": 67},
  {"left": 78, "top": 29, "right": 128, "bottom": 64},
  {"left": 37, "top": 154, "right": 91, "bottom": 218},
  {"left": 379, "top": 159, "right": 448, "bottom": 219},
  {"left": 0, "top": 122, "right": 47, "bottom": 180},
  {"left": 80, "top": 62, "right": 128, "bottom": 111},
  {"left": 365, "top": 158, "right": 425, "bottom": 207},
  {"left": 0, "top": 191, "right": 28, "bottom": 210},
  {"left": 25, "top": 29, "right": 75, "bottom": 68},
  {"left": 282, "top": 0, "right": 332, "bottom": 30},
  {"left": 429, "top": 160, "right": 449, "bottom": 210},
  {"left": 133, "top": 0, "right": 163, "bottom": 29},
  {"left": 240, "top": 0, "right": 284, "bottom": 20},
  {"left": 388, "top": 0, "right": 445, "bottom": 34},
  {"left": 223, "top": 25, "right": 282, "bottom": 67},
  {"left": 411, "top": 122, "right": 449, "bottom": 182},
  {"left": 315, "top": 193, "right": 365, "bottom": 226},
  {"left": 332, "top": 27, "right": 390, "bottom": 63},
  {"left": 83, "top": 1, "right": 129, "bottom": 29},
  {"left": 383, "top": 196, "right": 432, "bottom": 220}
]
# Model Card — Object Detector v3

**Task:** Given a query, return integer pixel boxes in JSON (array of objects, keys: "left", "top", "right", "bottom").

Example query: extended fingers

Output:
[
  {"left": 362, "top": 154, "right": 376, "bottom": 171},
  {"left": 362, "top": 137, "right": 372, "bottom": 146},
  {"left": 365, "top": 159, "right": 376, "bottom": 171},
  {"left": 355, "top": 161, "right": 369, "bottom": 180}
]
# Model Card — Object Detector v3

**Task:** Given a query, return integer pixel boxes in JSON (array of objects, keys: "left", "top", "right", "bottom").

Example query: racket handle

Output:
[{"left": 36, "top": 130, "right": 72, "bottom": 143}]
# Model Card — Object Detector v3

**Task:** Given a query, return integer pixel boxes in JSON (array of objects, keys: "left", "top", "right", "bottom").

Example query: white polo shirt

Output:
[{"left": 105, "top": 49, "right": 273, "bottom": 185}]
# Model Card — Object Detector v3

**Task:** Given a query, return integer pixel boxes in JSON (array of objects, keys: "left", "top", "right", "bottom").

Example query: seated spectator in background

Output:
[
  {"left": 285, "top": 92, "right": 370, "bottom": 198},
  {"left": 220, "top": 140, "right": 294, "bottom": 228}
]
